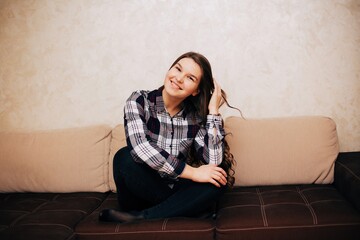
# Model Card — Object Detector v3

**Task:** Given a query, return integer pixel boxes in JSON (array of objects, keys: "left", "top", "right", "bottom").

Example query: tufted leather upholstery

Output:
[
  {"left": 0, "top": 192, "right": 109, "bottom": 240},
  {"left": 216, "top": 184, "right": 360, "bottom": 240},
  {"left": 75, "top": 193, "right": 216, "bottom": 240}
]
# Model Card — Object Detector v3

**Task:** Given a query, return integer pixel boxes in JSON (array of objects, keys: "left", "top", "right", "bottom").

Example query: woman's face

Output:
[{"left": 163, "top": 57, "right": 202, "bottom": 100}]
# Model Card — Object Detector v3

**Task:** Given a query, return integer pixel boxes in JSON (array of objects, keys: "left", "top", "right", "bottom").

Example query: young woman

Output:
[{"left": 99, "top": 52, "right": 237, "bottom": 223}]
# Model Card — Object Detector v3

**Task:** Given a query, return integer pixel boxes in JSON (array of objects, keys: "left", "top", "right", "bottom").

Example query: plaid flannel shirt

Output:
[{"left": 124, "top": 87, "right": 225, "bottom": 179}]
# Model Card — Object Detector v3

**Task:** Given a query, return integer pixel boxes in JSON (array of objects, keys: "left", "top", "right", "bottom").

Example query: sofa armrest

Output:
[{"left": 334, "top": 151, "right": 360, "bottom": 212}]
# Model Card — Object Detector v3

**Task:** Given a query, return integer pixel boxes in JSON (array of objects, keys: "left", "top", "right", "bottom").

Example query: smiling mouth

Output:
[{"left": 170, "top": 80, "right": 183, "bottom": 90}]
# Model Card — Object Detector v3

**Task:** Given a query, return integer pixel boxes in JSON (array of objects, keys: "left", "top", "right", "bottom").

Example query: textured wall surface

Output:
[{"left": 0, "top": 0, "right": 359, "bottom": 151}]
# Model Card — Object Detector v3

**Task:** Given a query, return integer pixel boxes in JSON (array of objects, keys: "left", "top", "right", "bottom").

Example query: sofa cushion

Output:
[
  {"left": 225, "top": 116, "right": 339, "bottom": 186},
  {"left": 216, "top": 185, "right": 360, "bottom": 240},
  {"left": 0, "top": 192, "right": 109, "bottom": 240},
  {"left": 76, "top": 193, "right": 216, "bottom": 240},
  {"left": 0, "top": 125, "right": 112, "bottom": 192},
  {"left": 108, "top": 124, "right": 127, "bottom": 192}
]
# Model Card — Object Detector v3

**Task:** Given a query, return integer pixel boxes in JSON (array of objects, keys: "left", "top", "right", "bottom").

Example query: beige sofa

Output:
[{"left": 1, "top": 116, "right": 359, "bottom": 240}]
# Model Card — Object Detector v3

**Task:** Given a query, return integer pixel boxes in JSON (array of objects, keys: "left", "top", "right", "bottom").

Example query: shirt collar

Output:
[{"left": 155, "top": 86, "right": 187, "bottom": 118}]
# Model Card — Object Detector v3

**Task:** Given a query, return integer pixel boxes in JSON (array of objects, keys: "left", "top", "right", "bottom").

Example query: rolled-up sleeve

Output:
[{"left": 194, "top": 114, "right": 225, "bottom": 165}]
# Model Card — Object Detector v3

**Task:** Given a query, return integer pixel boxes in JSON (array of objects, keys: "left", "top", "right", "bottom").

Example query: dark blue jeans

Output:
[{"left": 113, "top": 147, "right": 227, "bottom": 219}]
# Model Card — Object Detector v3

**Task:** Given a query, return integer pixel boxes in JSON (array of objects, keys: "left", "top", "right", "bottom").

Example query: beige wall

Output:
[{"left": 0, "top": 0, "right": 359, "bottom": 152}]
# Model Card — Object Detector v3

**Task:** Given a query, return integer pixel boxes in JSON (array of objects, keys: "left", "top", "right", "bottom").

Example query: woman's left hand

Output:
[
  {"left": 208, "top": 79, "right": 223, "bottom": 115},
  {"left": 180, "top": 164, "right": 227, "bottom": 187}
]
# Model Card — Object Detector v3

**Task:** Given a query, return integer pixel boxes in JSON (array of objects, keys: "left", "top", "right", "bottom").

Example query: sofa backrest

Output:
[
  {"left": 225, "top": 116, "right": 339, "bottom": 186},
  {"left": 0, "top": 116, "right": 340, "bottom": 193},
  {"left": 0, "top": 125, "right": 112, "bottom": 193},
  {"left": 109, "top": 124, "right": 127, "bottom": 192}
]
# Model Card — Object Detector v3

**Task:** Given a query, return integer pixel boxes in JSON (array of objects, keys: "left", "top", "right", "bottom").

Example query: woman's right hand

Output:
[
  {"left": 180, "top": 164, "right": 227, "bottom": 187},
  {"left": 208, "top": 79, "right": 223, "bottom": 115}
]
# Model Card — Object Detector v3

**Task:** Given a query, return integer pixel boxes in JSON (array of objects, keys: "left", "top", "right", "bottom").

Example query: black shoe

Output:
[{"left": 99, "top": 209, "right": 144, "bottom": 223}]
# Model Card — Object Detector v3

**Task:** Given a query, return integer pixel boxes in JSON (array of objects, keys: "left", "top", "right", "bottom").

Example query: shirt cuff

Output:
[
  {"left": 206, "top": 114, "right": 225, "bottom": 142},
  {"left": 173, "top": 160, "right": 186, "bottom": 178},
  {"left": 206, "top": 114, "right": 223, "bottom": 125}
]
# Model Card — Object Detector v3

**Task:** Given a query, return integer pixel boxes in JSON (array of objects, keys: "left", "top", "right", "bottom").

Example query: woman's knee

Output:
[
  {"left": 113, "top": 147, "right": 134, "bottom": 178},
  {"left": 180, "top": 181, "right": 227, "bottom": 199}
]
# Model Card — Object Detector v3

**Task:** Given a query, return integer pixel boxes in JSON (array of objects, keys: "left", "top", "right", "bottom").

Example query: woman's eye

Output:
[
  {"left": 175, "top": 66, "right": 181, "bottom": 71},
  {"left": 187, "top": 76, "right": 195, "bottom": 82}
]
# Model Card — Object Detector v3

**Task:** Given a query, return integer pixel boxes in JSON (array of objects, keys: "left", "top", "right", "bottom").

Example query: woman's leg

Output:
[
  {"left": 101, "top": 178, "right": 226, "bottom": 222},
  {"left": 101, "top": 147, "right": 227, "bottom": 222},
  {"left": 143, "top": 180, "right": 227, "bottom": 219},
  {"left": 113, "top": 147, "right": 174, "bottom": 211}
]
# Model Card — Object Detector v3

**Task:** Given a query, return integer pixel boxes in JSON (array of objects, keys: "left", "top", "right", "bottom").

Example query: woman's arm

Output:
[
  {"left": 194, "top": 115, "right": 225, "bottom": 165},
  {"left": 181, "top": 80, "right": 228, "bottom": 187},
  {"left": 194, "top": 79, "right": 225, "bottom": 165}
]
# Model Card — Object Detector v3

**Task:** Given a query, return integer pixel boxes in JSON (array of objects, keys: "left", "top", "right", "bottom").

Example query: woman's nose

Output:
[{"left": 176, "top": 74, "right": 184, "bottom": 83}]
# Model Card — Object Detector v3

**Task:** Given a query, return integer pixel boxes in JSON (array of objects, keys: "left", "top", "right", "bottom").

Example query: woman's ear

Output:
[{"left": 192, "top": 88, "right": 200, "bottom": 96}]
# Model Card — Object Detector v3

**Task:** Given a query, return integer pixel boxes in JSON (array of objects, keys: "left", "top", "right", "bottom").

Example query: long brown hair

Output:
[{"left": 169, "top": 52, "right": 241, "bottom": 187}]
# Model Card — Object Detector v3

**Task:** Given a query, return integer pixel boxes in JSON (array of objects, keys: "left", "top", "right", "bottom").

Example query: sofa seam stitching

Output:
[
  {"left": 297, "top": 187, "right": 318, "bottom": 225},
  {"left": 76, "top": 227, "right": 216, "bottom": 235},
  {"left": 216, "top": 222, "right": 360, "bottom": 232},
  {"left": 115, "top": 223, "right": 120, "bottom": 233},
  {"left": 161, "top": 218, "right": 169, "bottom": 231},
  {"left": 9, "top": 201, "right": 49, "bottom": 227},
  {"left": 12, "top": 223, "right": 73, "bottom": 231},
  {"left": 337, "top": 161, "right": 360, "bottom": 181},
  {"left": 256, "top": 188, "right": 268, "bottom": 227}
]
